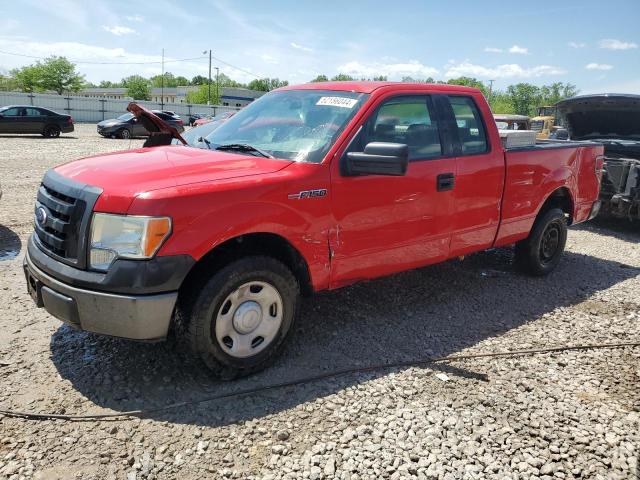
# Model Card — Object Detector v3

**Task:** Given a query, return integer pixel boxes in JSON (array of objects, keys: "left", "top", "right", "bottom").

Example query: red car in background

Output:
[{"left": 193, "top": 110, "right": 235, "bottom": 126}]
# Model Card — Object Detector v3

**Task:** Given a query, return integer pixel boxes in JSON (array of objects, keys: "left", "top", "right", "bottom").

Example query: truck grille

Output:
[
  {"left": 530, "top": 120, "right": 544, "bottom": 133},
  {"left": 33, "top": 170, "right": 102, "bottom": 269}
]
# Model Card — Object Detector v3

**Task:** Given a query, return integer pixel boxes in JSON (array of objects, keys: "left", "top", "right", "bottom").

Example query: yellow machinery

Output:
[{"left": 530, "top": 106, "right": 557, "bottom": 139}]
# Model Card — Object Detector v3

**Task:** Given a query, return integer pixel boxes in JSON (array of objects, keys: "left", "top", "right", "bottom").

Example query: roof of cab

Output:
[{"left": 277, "top": 81, "right": 481, "bottom": 95}]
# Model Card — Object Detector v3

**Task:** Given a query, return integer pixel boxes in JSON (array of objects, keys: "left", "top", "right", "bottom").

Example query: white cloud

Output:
[
  {"left": 261, "top": 53, "right": 279, "bottom": 64},
  {"left": 508, "top": 45, "right": 529, "bottom": 54},
  {"left": 585, "top": 63, "right": 613, "bottom": 71},
  {"left": 336, "top": 60, "right": 439, "bottom": 79},
  {"left": 125, "top": 15, "right": 144, "bottom": 22},
  {"left": 445, "top": 62, "right": 566, "bottom": 79},
  {"left": 568, "top": 41, "right": 586, "bottom": 49},
  {"left": 598, "top": 38, "right": 638, "bottom": 50},
  {"left": 290, "top": 42, "right": 312, "bottom": 52},
  {"left": 102, "top": 25, "right": 136, "bottom": 36},
  {"left": 484, "top": 47, "right": 503, "bottom": 53}
]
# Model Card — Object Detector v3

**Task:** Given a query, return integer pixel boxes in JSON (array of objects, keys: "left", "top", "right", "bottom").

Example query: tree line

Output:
[
  {"left": 0, "top": 56, "right": 578, "bottom": 114},
  {"left": 310, "top": 74, "right": 579, "bottom": 117}
]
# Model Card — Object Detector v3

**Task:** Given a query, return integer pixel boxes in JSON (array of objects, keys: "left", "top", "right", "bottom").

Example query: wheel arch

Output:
[
  {"left": 178, "top": 232, "right": 314, "bottom": 305},
  {"left": 538, "top": 186, "right": 575, "bottom": 225}
]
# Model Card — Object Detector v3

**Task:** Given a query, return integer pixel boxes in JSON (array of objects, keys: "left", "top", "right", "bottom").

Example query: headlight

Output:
[{"left": 89, "top": 213, "right": 172, "bottom": 271}]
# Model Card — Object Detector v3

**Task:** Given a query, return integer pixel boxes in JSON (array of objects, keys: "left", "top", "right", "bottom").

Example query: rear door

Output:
[
  {"left": 329, "top": 93, "right": 455, "bottom": 287},
  {"left": 24, "top": 108, "right": 47, "bottom": 133},
  {"left": 442, "top": 95, "right": 505, "bottom": 256}
]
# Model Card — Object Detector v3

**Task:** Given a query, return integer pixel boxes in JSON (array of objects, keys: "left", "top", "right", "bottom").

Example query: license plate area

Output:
[{"left": 25, "top": 270, "right": 44, "bottom": 307}]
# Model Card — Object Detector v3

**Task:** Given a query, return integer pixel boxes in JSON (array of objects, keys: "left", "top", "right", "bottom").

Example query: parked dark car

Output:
[
  {"left": 0, "top": 105, "right": 74, "bottom": 137},
  {"left": 187, "top": 113, "right": 208, "bottom": 126},
  {"left": 97, "top": 111, "right": 184, "bottom": 139}
]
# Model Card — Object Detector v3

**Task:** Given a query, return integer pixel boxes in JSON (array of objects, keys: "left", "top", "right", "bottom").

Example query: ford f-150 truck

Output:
[{"left": 23, "top": 82, "right": 603, "bottom": 378}]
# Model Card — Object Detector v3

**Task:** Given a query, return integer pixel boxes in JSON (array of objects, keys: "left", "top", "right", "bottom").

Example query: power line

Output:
[
  {"left": 0, "top": 49, "right": 264, "bottom": 78},
  {"left": 0, "top": 49, "right": 205, "bottom": 65}
]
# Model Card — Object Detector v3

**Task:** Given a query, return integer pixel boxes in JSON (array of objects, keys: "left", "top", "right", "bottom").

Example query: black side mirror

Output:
[{"left": 342, "top": 142, "right": 408, "bottom": 177}]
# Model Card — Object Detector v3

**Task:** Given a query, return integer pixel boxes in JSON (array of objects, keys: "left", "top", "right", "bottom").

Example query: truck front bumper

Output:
[{"left": 24, "top": 250, "right": 178, "bottom": 341}]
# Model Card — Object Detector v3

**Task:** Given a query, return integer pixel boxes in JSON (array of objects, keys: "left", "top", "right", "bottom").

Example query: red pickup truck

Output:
[{"left": 24, "top": 82, "right": 603, "bottom": 378}]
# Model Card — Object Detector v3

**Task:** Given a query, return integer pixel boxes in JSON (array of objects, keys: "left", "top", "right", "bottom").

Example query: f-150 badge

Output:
[{"left": 288, "top": 189, "right": 327, "bottom": 200}]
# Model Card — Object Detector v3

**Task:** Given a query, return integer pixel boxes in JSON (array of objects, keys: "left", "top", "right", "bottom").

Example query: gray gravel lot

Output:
[{"left": 0, "top": 124, "right": 639, "bottom": 479}]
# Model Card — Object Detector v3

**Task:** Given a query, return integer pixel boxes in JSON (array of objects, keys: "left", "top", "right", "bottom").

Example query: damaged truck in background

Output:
[{"left": 557, "top": 94, "right": 640, "bottom": 221}]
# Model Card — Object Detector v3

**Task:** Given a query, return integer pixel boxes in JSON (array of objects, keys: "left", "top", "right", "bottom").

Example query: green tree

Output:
[
  {"left": 0, "top": 72, "right": 19, "bottom": 91},
  {"left": 330, "top": 73, "right": 355, "bottom": 81},
  {"left": 191, "top": 75, "right": 208, "bottom": 85},
  {"left": 185, "top": 84, "right": 221, "bottom": 105},
  {"left": 488, "top": 91, "right": 515, "bottom": 114},
  {"left": 10, "top": 64, "right": 44, "bottom": 92},
  {"left": 310, "top": 74, "right": 328, "bottom": 82},
  {"left": 151, "top": 72, "right": 177, "bottom": 88},
  {"left": 247, "top": 78, "right": 288, "bottom": 91},
  {"left": 447, "top": 77, "right": 488, "bottom": 96},
  {"left": 539, "top": 82, "right": 578, "bottom": 105},
  {"left": 37, "top": 56, "right": 85, "bottom": 94},
  {"left": 506, "top": 83, "right": 541, "bottom": 116},
  {"left": 174, "top": 76, "right": 190, "bottom": 86},
  {"left": 122, "top": 75, "right": 151, "bottom": 100},
  {"left": 99, "top": 80, "right": 121, "bottom": 88}
]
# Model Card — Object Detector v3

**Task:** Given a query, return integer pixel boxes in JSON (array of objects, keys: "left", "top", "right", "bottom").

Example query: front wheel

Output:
[
  {"left": 117, "top": 128, "right": 131, "bottom": 139},
  {"left": 178, "top": 256, "right": 299, "bottom": 379},
  {"left": 514, "top": 207, "right": 568, "bottom": 276}
]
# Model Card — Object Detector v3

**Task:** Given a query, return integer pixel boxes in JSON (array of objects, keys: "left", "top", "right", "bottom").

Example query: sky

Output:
[{"left": 0, "top": 0, "right": 638, "bottom": 94}]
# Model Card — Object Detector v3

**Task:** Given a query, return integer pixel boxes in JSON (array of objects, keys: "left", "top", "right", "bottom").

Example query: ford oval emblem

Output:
[{"left": 35, "top": 207, "right": 47, "bottom": 226}]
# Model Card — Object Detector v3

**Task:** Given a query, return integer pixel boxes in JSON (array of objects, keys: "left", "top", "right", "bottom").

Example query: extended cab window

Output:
[
  {"left": 448, "top": 96, "right": 488, "bottom": 155},
  {"left": 366, "top": 96, "right": 442, "bottom": 160}
]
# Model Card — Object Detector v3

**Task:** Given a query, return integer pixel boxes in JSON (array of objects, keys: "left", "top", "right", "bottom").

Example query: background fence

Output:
[{"left": 0, "top": 92, "right": 240, "bottom": 123}]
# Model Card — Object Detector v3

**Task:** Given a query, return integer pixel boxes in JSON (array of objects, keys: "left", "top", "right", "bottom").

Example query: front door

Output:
[
  {"left": 329, "top": 94, "right": 455, "bottom": 288},
  {"left": 0, "top": 107, "right": 24, "bottom": 134}
]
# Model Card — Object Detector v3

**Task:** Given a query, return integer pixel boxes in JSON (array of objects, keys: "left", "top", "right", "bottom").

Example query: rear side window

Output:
[
  {"left": 448, "top": 96, "right": 488, "bottom": 155},
  {"left": 25, "top": 108, "right": 44, "bottom": 116},
  {"left": 367, "top": 96, "right": 442, "bottom": 160}
]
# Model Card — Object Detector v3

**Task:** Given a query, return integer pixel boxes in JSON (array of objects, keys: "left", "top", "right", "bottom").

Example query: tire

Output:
[
  {"left": 177, "top": 256, "right": 299, "bottom": 379},
  {"left": 43, "top": 125, "right": 61, "bottom": 138},
  {"left": 117, "top": 128, "right": 131, "bottom": 139},
  {"left": 514, "top": 207, "right": 568, "bottom": 276}
]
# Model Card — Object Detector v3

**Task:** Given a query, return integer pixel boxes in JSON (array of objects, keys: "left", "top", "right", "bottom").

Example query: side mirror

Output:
[{"left": 343, "top": 142, "right": 408, "bottom": 177}]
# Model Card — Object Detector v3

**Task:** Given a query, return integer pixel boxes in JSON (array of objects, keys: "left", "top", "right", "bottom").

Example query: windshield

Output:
[
  {"left": 202, "top": 90, "right": 369, "bottom": 163},
  {"left": 173, "top": 118, "right": 228, "bottom": 146},
  {"left": 117, "top": 113, "right": 134, "bottom": 121}
]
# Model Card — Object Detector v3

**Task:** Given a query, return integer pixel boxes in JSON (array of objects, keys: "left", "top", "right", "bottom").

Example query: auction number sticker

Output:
[{"left": 316, "top": 96, "right": 358, "bottom": 108}]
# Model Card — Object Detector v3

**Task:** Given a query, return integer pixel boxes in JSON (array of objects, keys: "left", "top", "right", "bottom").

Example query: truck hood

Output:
[
  {"left": 556, "top": 94, "right": 640, "bottom": 142},
  {"left": 55, "top": 146, "right": 292, "bottom": 203}
]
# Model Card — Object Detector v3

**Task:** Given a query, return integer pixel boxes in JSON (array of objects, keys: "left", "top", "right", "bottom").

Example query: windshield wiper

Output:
[
  {"left": 197, "top": 136, "right": 213, "bottom": 149},
  {"left": 215, "top": 143, "right": 274, "bottom": 158}
]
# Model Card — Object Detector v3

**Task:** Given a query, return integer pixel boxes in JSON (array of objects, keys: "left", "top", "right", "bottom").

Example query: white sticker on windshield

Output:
[{"left": 316, "top": 96, "right": 358, "bottom": 108}]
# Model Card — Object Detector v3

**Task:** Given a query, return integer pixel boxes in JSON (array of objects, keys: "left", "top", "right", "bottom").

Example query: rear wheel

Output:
[
  {"left": 43, "top": 125, "right": 61, "bottom": 138},
  {"left": 178, "top": 256, "right": 299, "bottom": 379},
  {"left": 117, "top": 128, "right": 131, "bottom": 139},
  {"left": 514, "top": 207, "right": 567, "bottom": 276}
]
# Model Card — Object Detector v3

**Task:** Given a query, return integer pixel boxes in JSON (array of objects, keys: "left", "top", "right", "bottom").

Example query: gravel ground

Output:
[{"left": 0, "top": 124, "right": 639, "bottom": 480}]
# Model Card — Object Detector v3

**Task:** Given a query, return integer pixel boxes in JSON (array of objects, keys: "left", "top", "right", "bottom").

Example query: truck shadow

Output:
[
  {"left": 49, "top": 248, "right": 639, "bottom": 427},
  {"left": 0, "top": 225, "right": 22, "bottom": 261}
]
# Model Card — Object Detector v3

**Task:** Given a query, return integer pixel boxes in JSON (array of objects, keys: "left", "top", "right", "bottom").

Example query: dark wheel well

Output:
[
  {"left": 539, "top": 187, "right": 574, "bottom": 225},
  {"left": 178, "top": 233, "right": 313, "bottom": 304}
]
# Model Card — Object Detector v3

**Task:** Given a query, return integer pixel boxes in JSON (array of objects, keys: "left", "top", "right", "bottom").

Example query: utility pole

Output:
[
  {"left": 215, "top": 67, "right": 220, "bottom": 106},
  {"left": 161, "top": 48, "right": 165, "bottom": 109},
  {"left": 488, "top": 79, "right": 495, "bottom": 96},
  {"left": 208, "top": 50, "right": 212, "bottom": 105}
]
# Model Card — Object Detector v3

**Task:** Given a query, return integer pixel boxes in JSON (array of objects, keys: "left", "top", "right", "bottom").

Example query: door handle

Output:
[{"left": 436, "top": 173, "right": 455, "bottom": 192}]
